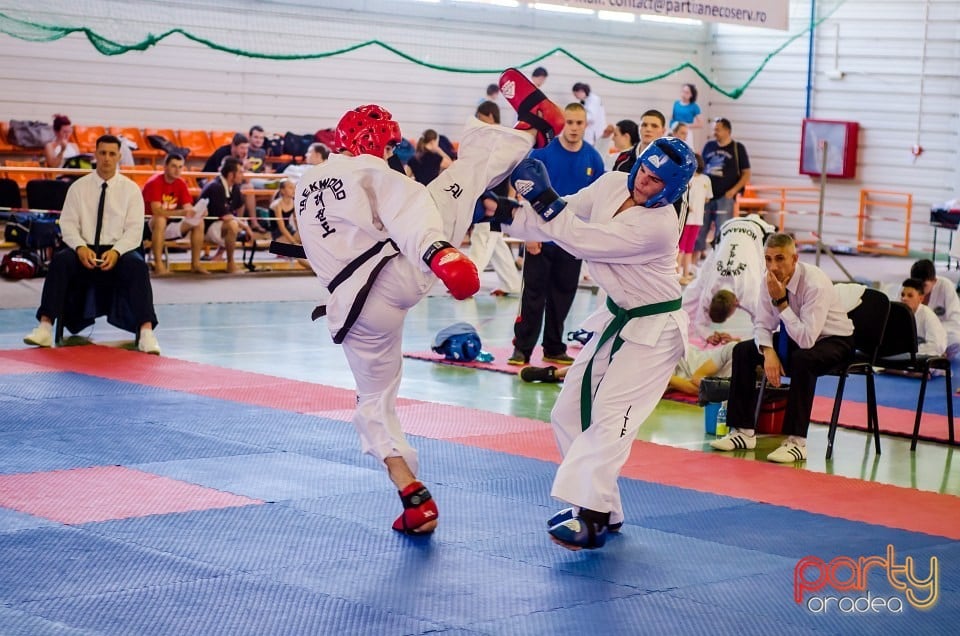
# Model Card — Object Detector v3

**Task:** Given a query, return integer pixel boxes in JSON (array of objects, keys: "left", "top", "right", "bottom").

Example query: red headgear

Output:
[
  {"left": 0, "top": 250, "right": 40, "bottom": 280},
  {"left": 335, "top": 105, "right": 402, "bottom": 158}
]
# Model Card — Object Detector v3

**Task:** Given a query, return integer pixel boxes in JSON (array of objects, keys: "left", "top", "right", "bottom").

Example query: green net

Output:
[{"left": 0, "top": 1, "right": 846, "bottom": 100}]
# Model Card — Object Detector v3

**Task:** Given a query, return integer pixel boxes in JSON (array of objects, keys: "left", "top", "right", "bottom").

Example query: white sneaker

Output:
[
  {"left": 23, "top": 325, "right": 53, "bottom": 348},
  {"left": 709, "top": 429, "right": 757, "bottom": 451},
  {"left": 138, "top": 330, "right": 161, "bottom": 355},
  {"left": 767, "top": 441, "right": 807, "bottom": 463}
]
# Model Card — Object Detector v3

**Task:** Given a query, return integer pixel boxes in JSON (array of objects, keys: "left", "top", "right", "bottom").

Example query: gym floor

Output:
[{"left": 0, "top": 249, "right": 958, "bottom": 633}]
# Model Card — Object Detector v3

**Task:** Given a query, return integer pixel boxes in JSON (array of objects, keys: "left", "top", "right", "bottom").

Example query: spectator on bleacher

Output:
[
  {"left": 900, "top": 277, "right": 947, "bottom": 357},
  {"left": 142, "top": 153, "right": 206, "bottom": 276},
  {"left": 269, "top": 179, "right": 299, "bottom": 245},
  {"left": 384, "top": 140, "right": 410, "bottom": 176},
  {"left": 43, "top": 114, "right": 79, "bottom": 169},
  {"left": 282, "top": 142, "right": 329, "bottom": 181},
  {"left": 531, "top": 66, "right": 548, "bottom": 88},
  {"left": 407, "top": 129, "right": 453, "bottom": 185},
  {"left": 198, "top": 156, "right": 251, "bottom": 274},
  {"left": 910, "top": 259, "right": 960, "bottom": 358},
  {"left": 610, "top": 119, "right": 639, "bottom": 173},
  {"left": 246, "top": 125, "right": 271, "bottom": 174},
  {"left": 24, "top": 135, "right": 161, "bottom": 354},
  {"left": 201, "top": 132, "right": 269, "bottom": 234}
]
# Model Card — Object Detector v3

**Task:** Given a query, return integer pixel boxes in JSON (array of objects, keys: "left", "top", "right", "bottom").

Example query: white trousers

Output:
[
  {"left": 343, "top": 121, "right": 533, "bottom": 471},
  {"left": 469, "top": 224, "right": 521, "bottom": 293},
  {"left": 550, "top": 320, "right": 685, "bottom": 525}
]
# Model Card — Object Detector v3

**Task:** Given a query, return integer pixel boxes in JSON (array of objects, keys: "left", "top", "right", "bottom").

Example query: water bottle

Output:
[{"left": 716, "top": 401, "right": 729, "bottom": 436}]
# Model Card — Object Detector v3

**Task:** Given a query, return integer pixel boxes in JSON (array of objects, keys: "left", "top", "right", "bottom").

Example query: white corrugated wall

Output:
[{"left": 0, "top": 0, "right": 957, "bottom": 251}]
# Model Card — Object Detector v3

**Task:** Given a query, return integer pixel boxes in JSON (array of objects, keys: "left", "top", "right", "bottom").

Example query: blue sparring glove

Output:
[{"left": 510, "top": 158, "right": 567, "bottom": 221}]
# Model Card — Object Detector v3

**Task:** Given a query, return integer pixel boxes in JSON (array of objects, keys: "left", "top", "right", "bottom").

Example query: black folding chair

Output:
[
  {"left": 26, "top": 179, "right": 70, "bottom": 212},
  {"left": 825, "top": 288, "right": 890, "bottom": 459},
  {"left": 873, "top": 301, "right": 955, "bottom": 451},
  {"left": 0, "top": 177, "right": 22, "bottom": 210}
]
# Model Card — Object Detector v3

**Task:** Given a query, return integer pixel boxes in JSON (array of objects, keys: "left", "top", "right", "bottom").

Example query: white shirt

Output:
[
  {"left": 582, "top": 93, "right": 606, "bottom": 147},
  {"left": 925, "top": 276, "right": 960, "bottom": 337},
  {"left": 915, "top": 303, "right": 947, "bottom": 356},
  {"left": 755, "top": 261, "right": 853, "bottom": 350},
  {"left": 684, "top": 173, "right": 713, "bottom": 227},
  {"left": 59, "top": 170, "right": 145, "bottom": 255},
  {"left": 508, "top": 171, "right": 687, "bottom": 347}
]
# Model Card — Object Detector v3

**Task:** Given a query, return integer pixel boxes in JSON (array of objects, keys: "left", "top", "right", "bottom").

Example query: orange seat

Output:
[
  {"left": 143, "top": 128, "right": 180, "bottom": 148},
  {"left": 73, "top": 125, "right": 107, "bottom": 153},
  {"left": 0, "top": 121, "right": 14, "bottom": 152},
  {"left": 4, "top": 160, "right": 42, "bottom": 188},
  {"left": 122, "top": 169, "right": 153, "bottom": 188},
  {"left": 209, "top": 131, "right": 236, "bottom": 150},
  {"left": 177, "top": 130, "right": 215, "bottom": 159},
  {"left": 109, "top": 127, "right": 163, "bottom": 164}
]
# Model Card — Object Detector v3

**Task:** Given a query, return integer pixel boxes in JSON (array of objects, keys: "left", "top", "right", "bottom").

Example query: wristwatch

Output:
[{"left": 772, "top": 295, "right": 788, "bottom": 307}]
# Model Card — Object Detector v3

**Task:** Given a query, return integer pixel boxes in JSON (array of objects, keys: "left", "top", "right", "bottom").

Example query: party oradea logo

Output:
[{"left": 794, "top": 545, "right": 938, "bottom": 614}]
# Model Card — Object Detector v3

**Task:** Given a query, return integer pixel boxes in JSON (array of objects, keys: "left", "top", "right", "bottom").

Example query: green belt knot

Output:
[{"left": 579, "top": 296, "right": 682, "bottom": 432}]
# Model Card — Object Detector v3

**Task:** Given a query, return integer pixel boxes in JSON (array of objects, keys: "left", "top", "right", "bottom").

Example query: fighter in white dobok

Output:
[
  {"left": 682, "top": 213, "right": 775, "bottom": 341},
  {"left": 294, "top": 69, "right": 564, "bottom": 536},
  {"left": 491, "top": 137, "right": 697, "bottom": 550}
]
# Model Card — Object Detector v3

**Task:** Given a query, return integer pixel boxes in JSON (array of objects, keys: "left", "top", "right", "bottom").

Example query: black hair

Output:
[
  {"left": 220, "top": 155, "right": 242, "bottom": 177},
  {"left": 615, "top": 119, "right": 639, "bottom": 146},
  {"left": 164, "top": 153, "right": 185, "bottom": 164},
  {"left": 910, "top": 259, "right": 937, "bottom": 281}
]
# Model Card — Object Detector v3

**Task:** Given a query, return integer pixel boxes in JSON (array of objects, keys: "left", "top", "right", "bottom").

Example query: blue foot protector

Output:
[
  {"left": 548, "top": 508, "right": 611, "bottom": 551},
  {"left": 548, "top": 508, "right": 622, "bottom": 533}
]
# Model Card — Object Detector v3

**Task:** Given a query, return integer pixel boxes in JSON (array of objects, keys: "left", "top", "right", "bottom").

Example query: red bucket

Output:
[{"left": 757, "top": 398, "right": 787, "bottom": 434}]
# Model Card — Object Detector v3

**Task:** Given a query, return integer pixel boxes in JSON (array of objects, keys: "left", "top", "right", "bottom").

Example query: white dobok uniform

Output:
[
  {"left": 507, "top": 171, "right": 688, "bottom": 526},
  {"left": 296, "top": 118, "right": 533, "bottom": 473},
  {"left": 682, "top": 214, "right": 774, "bottom": 338}
]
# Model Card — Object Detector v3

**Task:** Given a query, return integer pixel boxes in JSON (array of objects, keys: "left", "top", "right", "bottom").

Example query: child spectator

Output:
[
  {"left": 901, "top": 277, "right": 947, "bottom": 356},
  {"left": 679, "top": 154, "right": 711, "bottom": 285}
]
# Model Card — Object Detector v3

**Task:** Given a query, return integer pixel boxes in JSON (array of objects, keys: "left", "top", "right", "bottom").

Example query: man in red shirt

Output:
[{"left": 142, "top": 153, "right": 206, "bottom": 275}]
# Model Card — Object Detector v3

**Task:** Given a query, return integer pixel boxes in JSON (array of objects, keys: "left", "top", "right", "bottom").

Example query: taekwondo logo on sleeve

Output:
[
  {"left": 500, "top": 79, "right": 515, "bottom": 100},
  {"left": 299, "top": 178, "right": 344, "bottom": 239}
]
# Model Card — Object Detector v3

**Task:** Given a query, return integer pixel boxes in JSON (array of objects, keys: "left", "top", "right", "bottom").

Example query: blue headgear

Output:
[
  {"left": 432, "top": 322, "right": 482, "bottom": 362},
  {"left": 627, "top": 137, "right": 697, "bottom": 208}
]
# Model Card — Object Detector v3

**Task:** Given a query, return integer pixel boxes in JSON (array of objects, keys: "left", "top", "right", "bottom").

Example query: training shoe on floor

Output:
[
  {"left": 709, "top": 429, "right": 757, "bottom": 451},
  {"left": 138, "top": 330, "right": 162, "bottom": 355},
  {"left": 23, "top": 325, "right": 53, "bottom": 348},
  {"left": 542, "top": 352, "right": 574, "bottom": 365},
  {"left": 507, "top": 349, "right": 529, "bottom": 366},
  {"left": 520, "top": 365, "right": 560, "bottom": 383},
  {"left": 548, "top": 507, "right": 622, "bottom": 533},
  {"left": 767, "top": 441, "right": 807, "bottom": 463}
]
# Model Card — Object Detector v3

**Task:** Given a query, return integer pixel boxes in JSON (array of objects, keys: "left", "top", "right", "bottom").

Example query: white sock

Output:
[
  {"left": 788, "top": 435, "right": 806, "bottom": 447},
  {"left": 735, "top": 428, "right": 755, "bottom": 437}
]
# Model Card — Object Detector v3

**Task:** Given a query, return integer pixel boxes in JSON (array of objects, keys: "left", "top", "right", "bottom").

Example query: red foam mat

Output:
[
  {"left": 811, "top": 395, "right": 955, "bottom": 443},
  {"left": 3, "top": 345, "right": 959, "bottom": 539},
  {"left": 0, "top": 466, "right": 260, "bottom": 524}
]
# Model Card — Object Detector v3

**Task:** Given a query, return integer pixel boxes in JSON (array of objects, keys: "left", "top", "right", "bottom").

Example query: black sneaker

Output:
[
  {"left": 520, "top": 366, "right": 560, "bottom": 383},
  {"left": 507, "top": 349, "right": 529, "bottom": 366},
  {"left": 542, "top": 352, "right": 574, "bottom": 365}
]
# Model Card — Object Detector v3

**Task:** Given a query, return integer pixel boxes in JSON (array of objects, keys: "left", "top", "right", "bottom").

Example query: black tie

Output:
[{"left": 93, "top": 182, "right": 107, "bottom": 252}]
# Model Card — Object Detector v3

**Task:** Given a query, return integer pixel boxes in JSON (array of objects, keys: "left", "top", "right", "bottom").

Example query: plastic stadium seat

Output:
[
  {"left": 73, "top": 125, "right": 107, "bottom": 153},
  {"left": 177, "top": 130, "right": 216, "bottom": 159},
  {"left": 109, "top": 127, "right": 163, "bottom": 164},
  {"left": 4, "top": 160, "right": 41, "bottom": 189},
  {"left": 209, "top": 131, "right": 236, "bottom": 149}
]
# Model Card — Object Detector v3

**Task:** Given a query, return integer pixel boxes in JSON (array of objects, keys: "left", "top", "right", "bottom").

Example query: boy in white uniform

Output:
[
  {"left": 494, "top": 137, "right": 696, "bottom": 550},
  {"left": 682, "top": 213, "right": 775, "bottom": 341},
  {"left": 295, "top": 69, "right": 564, "bottom": 536},
  {"left": 901, "top": 278, "right": 947, "bottom": 356},
  {"left": 910, "top": 259, "right": 960, "bottom": 358}
]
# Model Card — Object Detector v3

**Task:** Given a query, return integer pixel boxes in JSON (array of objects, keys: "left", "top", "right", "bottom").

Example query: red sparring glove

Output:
[{"left": 423, "top": 240, "right": 480, "bottom": 300}]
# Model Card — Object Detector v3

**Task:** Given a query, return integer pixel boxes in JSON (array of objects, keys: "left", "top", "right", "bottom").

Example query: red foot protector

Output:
[
  {"left": 392, "top": 481, "right": 438, "bottom": 535},
  {"left": 499, "top": 68, "right": 565, "bottom": 149}
]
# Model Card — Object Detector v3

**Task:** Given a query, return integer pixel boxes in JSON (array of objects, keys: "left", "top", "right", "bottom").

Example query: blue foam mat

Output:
[
  {"left": 815, "top": 372, "right": 956, "bottom": 416},
  {"left": 1, "top": 371, "right": 957, "bottom": 634}
]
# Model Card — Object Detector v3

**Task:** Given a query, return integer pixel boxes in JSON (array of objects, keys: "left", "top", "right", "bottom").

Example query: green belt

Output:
[{"left": 579, "top": 296, "right": 681, "bottom": 432}]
